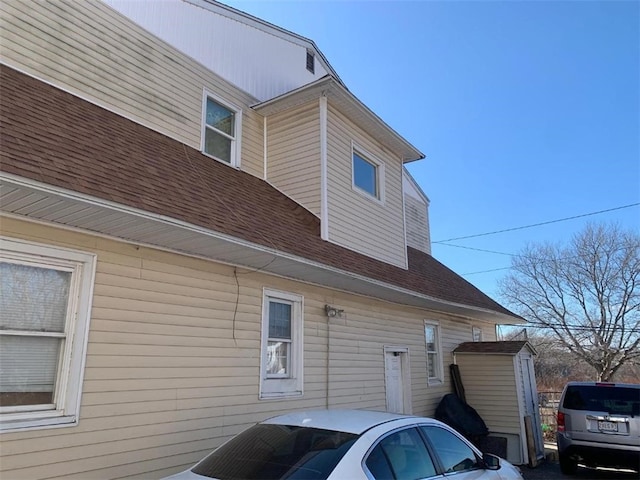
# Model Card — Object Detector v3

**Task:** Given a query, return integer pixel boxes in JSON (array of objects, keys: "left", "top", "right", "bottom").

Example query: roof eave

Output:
[
  {"left": 1, "top": 173, "right": 519, "bottom": 325},
  {"left": 252, "top": 76, "right": 424, "bottom": 163}
]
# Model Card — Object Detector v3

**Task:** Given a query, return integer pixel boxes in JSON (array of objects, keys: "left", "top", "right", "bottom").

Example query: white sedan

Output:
[{"left": 163, "top": 409, "right": 524, "bottom": 480}]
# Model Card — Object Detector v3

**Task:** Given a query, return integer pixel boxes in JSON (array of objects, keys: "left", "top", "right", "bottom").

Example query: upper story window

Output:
[
  {"left": 260, "top": 289, "right": 304, "bottom": 399},
  {"left": 352, "top": 145, "right": 384, "bottom": 201},
  {"left": 202, "top": 92, "right": 242, "bottom": 167},
  {"left": 0, "top": 238, "right": 96, "bottom": 432},
  {"left": 425, "top": 321, "right": 443, "bottom": 385}
]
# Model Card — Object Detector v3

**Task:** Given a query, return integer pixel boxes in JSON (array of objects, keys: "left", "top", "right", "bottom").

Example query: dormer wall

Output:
[
  {"left": 265, "top": 101, "right": 322, "bottom": 216},
  {"left": 403, "top": 170, "right": 432, "bottom": 255},
  {"left": 325, "top": 103, "right": 408, "bottom": 268}
]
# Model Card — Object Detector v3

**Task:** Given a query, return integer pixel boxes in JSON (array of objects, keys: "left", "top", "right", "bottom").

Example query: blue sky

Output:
[{"left": 225, "top": 0, "right": 639, "bottom": 300}]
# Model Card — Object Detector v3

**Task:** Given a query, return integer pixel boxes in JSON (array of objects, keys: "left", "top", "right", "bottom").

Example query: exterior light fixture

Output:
[{"left": 324, "top": 304, "right": 344, "bottom": 318}]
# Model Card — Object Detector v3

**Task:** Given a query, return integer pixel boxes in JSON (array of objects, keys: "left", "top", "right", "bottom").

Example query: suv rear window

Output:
[
  {"left": 563, "top": 385, "right": 640, "bottom": 416},
  {"left": 192, "top": 424, "right": 358, "bottom": 480}
]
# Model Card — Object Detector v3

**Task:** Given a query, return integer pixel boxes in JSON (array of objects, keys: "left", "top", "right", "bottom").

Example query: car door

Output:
[
  {"left": 363, "top": 427, "right": 439, "bottom": 480},
  {"left": 419, "top": 425, "right": 501, "bottom": 480}
]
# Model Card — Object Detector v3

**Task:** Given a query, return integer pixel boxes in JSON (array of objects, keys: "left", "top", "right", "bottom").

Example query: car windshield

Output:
[
  {"left": 191, "top": 424, "right": 358, "bottom": 480},
  {"left": 563, "top": 385, "right": 640, "bottom": 415}
]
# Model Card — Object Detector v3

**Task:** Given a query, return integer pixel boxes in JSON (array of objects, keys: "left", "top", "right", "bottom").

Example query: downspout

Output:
[
  {"left": 326, "top": 311, "right": 331, "bottom": 409},
  {"left": 320, "top": 94, "right": 329, "bottom": 240},
  {"left": 400, "top": 163, "right": 408, "bottom": 270}
]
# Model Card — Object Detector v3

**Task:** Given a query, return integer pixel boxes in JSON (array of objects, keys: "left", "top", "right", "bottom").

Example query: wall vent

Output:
[{"left": 306, "top": 50, "right": 315, "bottom": 73}]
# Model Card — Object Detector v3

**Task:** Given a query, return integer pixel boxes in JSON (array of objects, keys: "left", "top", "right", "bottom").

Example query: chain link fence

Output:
[{"left": 538, "top": 391, "right": 561, "bottom": 442}]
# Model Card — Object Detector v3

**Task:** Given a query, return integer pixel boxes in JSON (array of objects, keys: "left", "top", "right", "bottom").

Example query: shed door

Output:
[
  {"left": 520, "top": 354, "right": 544, "bottom": 459},
  {"left": 384, "top": 347, "right": 410, "bottom": 414}
]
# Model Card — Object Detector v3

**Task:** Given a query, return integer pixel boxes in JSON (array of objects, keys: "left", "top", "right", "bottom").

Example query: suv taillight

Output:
[{"left": 557, "top": 411, "right": 565, "bottom": 432}]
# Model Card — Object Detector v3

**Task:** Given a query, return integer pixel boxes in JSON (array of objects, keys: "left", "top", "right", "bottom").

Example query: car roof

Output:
[
  {"left": 564, "top": 381, "right": 640, "bottom": 388},
  {"left": 261, "top": 409, "right": 435, "bottom": 435}
]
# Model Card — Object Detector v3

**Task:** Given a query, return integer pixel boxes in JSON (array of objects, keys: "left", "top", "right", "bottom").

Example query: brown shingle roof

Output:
[
  {"left": 453, "top": 341, "right": 533, "bottom": 355},
  {"left": 0, "top": 65, "right": 518, "bottom": 319}
]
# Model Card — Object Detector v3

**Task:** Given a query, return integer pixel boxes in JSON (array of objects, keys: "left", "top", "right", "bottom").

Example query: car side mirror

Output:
[{"left": 483, "top": 453, "right": 501, "bottom": 470}]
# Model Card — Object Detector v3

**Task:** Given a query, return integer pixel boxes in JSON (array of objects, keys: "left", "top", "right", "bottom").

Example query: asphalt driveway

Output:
[
  {"left": 520, "top": 446, "right": 638, "bottom": 480},
  {"left": 521, "top": 461, "right": 638, "bottom": 480}
]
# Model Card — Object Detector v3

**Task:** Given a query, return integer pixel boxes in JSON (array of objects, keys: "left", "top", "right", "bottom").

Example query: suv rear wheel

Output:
[{"left": 559, "top": 452, "right": 578, "bottom": 475}]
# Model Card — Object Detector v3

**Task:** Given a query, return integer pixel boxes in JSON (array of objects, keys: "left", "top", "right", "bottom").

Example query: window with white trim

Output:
[
  {"left": 260, "top": 289, "right": 303, "bottom": 399},
  {"left": 424, "top": 321, "right": 443, "bottom": 384},
  {"left": 472, "top": 326, "right": 483, "bottom": 342},
  {"left": 352, "top": 145, "right": 384, "bottom": 201},
  {"left": 202, "top": 92, "right": 242, "bottom": 166},
  {"left": 0, "top": 237, "right": 96, "bottom": 432}
]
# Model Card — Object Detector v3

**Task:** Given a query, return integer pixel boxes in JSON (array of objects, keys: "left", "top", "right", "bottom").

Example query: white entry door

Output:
[{"left": 384, "top": 346, "right": 411, "bottom": 414}]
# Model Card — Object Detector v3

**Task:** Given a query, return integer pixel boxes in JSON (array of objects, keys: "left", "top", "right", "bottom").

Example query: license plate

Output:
[{"left": 598, "top": 421, "right": 618, "bottom": 432}]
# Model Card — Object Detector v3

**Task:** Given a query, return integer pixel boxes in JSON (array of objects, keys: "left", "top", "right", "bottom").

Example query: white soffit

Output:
[{"left": 0, "top": 174, "right": 518, "bottom": 324}]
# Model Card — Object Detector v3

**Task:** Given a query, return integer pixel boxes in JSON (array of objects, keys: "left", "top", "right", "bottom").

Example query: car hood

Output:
[
  {"left": 497, "top": 457, "right": 524, "bottom": 480},
  {"left": 161, "top": 470, "right": 211, "bottom": 480}
]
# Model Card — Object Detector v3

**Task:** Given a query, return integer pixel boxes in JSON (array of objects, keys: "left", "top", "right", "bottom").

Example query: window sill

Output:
[
  {"left": 259, "top": 391, "right": 303, "bottom": 401},
  {"left": 351, "top": 185, "right": 385, "bottom": 205},
  {"left": 0, "top": 413, "right": 78, "bottom": 433}
]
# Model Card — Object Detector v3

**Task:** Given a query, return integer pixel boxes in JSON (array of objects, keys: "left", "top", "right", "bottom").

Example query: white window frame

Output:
[
  {"left": 351, "top": 142, "right": 385, "bottom": 203},
  {"left": 201, "top": 90, "right": 242, "bottom": 168},
  {"left": 472, "top": 326, "right": 483, "bottom": 342},
  {"left": 259, "top": 288, "right": 303, "bottom": 399},
  {"left": 0, "top": 237, "right": 96, "bottom": 432},
  {"left": 424, "top": 321, "right": 443, "bottom": 385}
]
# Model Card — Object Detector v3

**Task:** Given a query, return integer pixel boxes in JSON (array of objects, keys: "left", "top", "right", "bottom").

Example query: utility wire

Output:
[
  {"left": 458, "top": 243, "right": 637, "bottom": 276},
  {"left": 439, "top": 242, "right": 514, "bottom": 257},
  {"left": 500, "top": 323, "right": 640, "bottom": 333},
  {"left": 462, "top": 266, "right": 511, "bottom": 276},
  {"left": 433, "top": 203, "right": 640, "bottom": 244}
]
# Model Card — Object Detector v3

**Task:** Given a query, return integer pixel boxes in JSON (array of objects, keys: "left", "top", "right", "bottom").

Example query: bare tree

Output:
[{"left": 499, "top": 222, "right": 640, "bottom": 381}]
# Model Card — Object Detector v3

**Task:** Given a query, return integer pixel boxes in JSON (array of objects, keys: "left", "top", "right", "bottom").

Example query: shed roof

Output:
[
  {"left": 454, "top": 341, "right": 536, "bottom": 355},
  {"left": 0, "top": 64, "right": 521, "bottom": 322}
]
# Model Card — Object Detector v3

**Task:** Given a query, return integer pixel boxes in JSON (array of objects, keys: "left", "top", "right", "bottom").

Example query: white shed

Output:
[{"left": 453, "top": 341, "right": 544, "bottom": 466}]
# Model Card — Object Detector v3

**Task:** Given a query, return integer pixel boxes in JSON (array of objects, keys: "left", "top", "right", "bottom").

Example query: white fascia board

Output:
[
  {"left": 186, "top": 0, "right": 343, "bottom": 86},
  {"left": 253, "top": 76, "right": 425, "bottom": 163}
]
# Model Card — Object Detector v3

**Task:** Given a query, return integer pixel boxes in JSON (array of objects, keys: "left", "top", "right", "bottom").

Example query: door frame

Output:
[
  {"left": 383, "top": 345, "right": 412, "bottom": 414},
  {"left": 520, "top": 353, "right": 544, "bottom": 458}
]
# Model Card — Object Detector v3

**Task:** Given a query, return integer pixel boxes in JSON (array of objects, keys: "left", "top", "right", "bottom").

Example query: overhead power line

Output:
[
  {"left": 439, "top": 242, "right": 514, "bottom": 256},
  {"left": 457, "top": 243, "right": 636, "bottom": 276},
  {"left": 433, "top": 203, "right": 640, "bottom": 244},
  {"left": 462, "top": 266, "right": 511, "bottom": 276}
]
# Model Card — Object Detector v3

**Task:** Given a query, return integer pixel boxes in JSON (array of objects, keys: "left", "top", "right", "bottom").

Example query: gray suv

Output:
[{"left": 556, "top": 381, "right": 640, "bottom": 474}]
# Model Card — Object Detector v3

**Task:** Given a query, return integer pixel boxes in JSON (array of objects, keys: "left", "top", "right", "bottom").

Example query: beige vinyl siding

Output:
[
  {"left": 0, "top": 217, "right": 494, "bottom": 478},
  {"left": 454, "top": 354, "right": 521, "bottom": 435},
  {"left": 405, "top": 193, "right": 431, "bottom": 254},
  {"left": 266, "top": 101, "right": 321, "bottom": 215},
  {"left": 326, "top": 102, "right": 407, "bottom": 268},
  {"left": 0, "top": 0, "right": 264, "bottom": 179}
]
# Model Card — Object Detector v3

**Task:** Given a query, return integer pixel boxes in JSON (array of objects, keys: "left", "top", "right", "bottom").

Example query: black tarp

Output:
[{"left": 435, "top": 393, "right": 489, "bottom": 444}]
